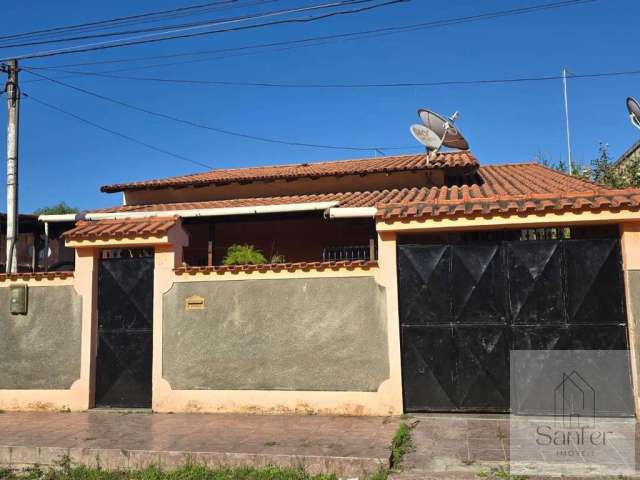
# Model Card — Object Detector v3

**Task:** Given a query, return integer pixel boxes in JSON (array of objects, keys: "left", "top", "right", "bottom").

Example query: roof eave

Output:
[{"left": 100, "top": 163, "right": 480, "bottom": 194}]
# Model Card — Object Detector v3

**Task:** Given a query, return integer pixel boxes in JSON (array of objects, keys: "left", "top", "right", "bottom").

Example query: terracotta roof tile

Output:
[
  {"left": 64, "top": 216, "right": 179, "bottom": 241},
  {"left": 0, "top": 271, "right": 73, "bottom": 282},
  {"left": 92, "top": 164, "right": 640, "bottom": 221},
  {"left": 100, "top": 151, "right": 478, "bottom": 193},
  {"left": 377, "top": 164, "right": 640, "bottom": 220},
  {"left": 174, "top": 260, "right": 378, "bottom": 275}
]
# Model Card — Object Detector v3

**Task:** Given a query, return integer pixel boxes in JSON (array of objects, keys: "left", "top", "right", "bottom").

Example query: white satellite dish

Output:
[
  {"left": 409, "top": 107, "right": 470, "bottom": 163},
  {"left": 627, "top": 97, "right": 640, "bottom": 130},
  {"left": 410, "top": 124, "right": 441, "bottom": 150},
  {"left": 418, "top": 108, "right": 469, "bottom": 150}
]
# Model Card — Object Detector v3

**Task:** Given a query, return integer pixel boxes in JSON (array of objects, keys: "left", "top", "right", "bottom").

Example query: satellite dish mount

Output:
[
  {"left": 430, "top": 111, "right": 460, "bottom": 160},
  {"left": 410, "top": 108, "right": 469, "bottom": 164}
]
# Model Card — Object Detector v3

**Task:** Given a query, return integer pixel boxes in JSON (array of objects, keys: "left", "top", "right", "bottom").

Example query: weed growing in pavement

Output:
[
  {"left": 478, "top": 466, "right": 527, "bottom": 480},
  {"left": 390, "top": 422, "right": 413, "bottom": 470}
]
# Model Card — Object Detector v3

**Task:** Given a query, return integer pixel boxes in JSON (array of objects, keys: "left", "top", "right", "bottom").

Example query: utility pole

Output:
[
  {"left": 3, "top": 59, "right": 19, "bottom": 273},
  {"left": 562, "top": 66, "right": 573, "bottom": 175}
]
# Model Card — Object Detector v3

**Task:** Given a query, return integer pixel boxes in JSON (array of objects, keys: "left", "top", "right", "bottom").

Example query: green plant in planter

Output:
[{"left": 223, "top": 244, "right": 267, "bottom": 265}]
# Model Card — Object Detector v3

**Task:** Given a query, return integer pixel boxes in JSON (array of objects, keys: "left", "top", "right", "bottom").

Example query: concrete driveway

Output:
[{"left": 394, "top": 413, "right": 638, "bottom": 479}]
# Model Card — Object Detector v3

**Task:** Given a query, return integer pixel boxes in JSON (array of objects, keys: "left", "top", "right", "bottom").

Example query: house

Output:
[{"left": 1, "top": 150, "right": 640, "bottom": 416}]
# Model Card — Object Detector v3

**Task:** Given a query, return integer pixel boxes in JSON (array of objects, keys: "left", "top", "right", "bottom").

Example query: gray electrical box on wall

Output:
[{"left": 10, "top": 284, "right": 28, "bottom": 314}]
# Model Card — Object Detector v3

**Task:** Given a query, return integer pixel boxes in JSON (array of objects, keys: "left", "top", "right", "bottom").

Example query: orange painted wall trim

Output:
[
  {"left": 620, "top": 222, "right": 640, "bottom": 419},
  {"left": 377, "top": 208, "right": 640, "bottom": 233}
]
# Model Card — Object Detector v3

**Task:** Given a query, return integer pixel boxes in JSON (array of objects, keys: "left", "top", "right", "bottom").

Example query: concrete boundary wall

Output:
[
  {"left": 152, "top": 234, "right": 405, "bottom": 415},
  {"left": 162, "top": 276, "right": 389, "bottom": 392},
  {"left": 0, "top": 284, "right": 82, "bottom": 389},
  {"left": 2, "top": 216, "right": 638, "bottom": 417},
  {"left": 0, "top": 250, "right": 97, "bottom": 411}
]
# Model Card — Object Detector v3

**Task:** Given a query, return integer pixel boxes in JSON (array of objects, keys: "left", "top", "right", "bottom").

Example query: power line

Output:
[
  {"left": 22, "top": 0, "right": 596, "bottom": 74},
  {"left": 22, "top": 92, "right": 214, "bottom": 170},
  {"left": 1, "top": 0, "right": 407, "bottom": 61},
  {"left": 24, "top": 92, "right": 213, "bottom": 169},
  {"left": 0, "top": 0, "right": 373, "bottom": 49},
  {"left": 23, "top": 69, "right": 416, "bottom": 152},
  {"left": 22, "top": 40, "right": 343, "bottom": 86},
  {"left": 25, "top": 65, "right": 640, "bottom": 89},
  {"left": 0, "top": 0, "right": 261, "bottom": 43}
]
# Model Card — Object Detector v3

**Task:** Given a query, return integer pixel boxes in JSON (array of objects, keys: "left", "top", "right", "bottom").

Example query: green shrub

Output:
[{"left": 222, "top": 244, "right": 267, "bottom": 266}]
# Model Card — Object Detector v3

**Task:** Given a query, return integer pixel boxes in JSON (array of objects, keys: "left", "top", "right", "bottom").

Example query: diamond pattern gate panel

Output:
[
  {"left": 398, "top": 244, "right": 509, "bottom": 412},
  {"left": 95, "top": 250, "right": 154, "bottom": 408},
  {"left": 398, "top": 236, "right": 632, "bottom": 414},
  {"left": 511, "top": 238, "right": 633, "bottom": 416}
]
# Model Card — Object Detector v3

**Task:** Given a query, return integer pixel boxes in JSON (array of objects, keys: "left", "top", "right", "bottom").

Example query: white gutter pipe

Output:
[
  {"left": 38, "top": 203, "right": 378, "bottom": 222},
  {"left": 326, "top": 207, "right": 377, "bottom": 219},
  {"left": 38, "top": 213, "right": 84, "bottom": 223},
  {"left": 39, "top": 202, "right": 340, "bottom": 222}
]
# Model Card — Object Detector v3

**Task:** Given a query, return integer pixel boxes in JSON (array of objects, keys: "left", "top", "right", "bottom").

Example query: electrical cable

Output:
[
  {"left": 0, "top": 0, "right": 377, "bottom": 49},
  {"left": 25, "top": 65, "right": 640, "bottom": 89},
  {"left": 23, "top": 69, "right": 417, "bottom": 152},
  {"left": 23, "top": 92, "right": 214, "bottom": 169},
  {"left": 0, "top": 0, "right": 406, "bottom": 61},
  {"left": 0, "top": 0, "right": 261, "bottom": 43},
  {"left": 21, "top": 0, "right": 596, "bottom": 75}
]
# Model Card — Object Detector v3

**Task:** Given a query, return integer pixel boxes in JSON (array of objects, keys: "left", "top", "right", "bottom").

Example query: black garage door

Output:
[{"left": 398, "top": 230, "right": 631, "bottom": 413}]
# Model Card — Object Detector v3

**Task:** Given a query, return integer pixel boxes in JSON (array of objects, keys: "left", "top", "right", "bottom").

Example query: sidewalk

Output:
[{"left": 0, "top": 411, "right": 399, "bottom": 477}]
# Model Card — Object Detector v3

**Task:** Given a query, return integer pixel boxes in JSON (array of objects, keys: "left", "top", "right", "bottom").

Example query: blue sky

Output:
[{"left": 1, "top": 0, "right": 639, "bottom": 212}]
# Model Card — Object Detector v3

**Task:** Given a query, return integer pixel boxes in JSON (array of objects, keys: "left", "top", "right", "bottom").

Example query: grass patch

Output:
[
  {"left": 478, "top": 466, "right": 526, "bottom": 480},
  {"left": 0, "top": 462, "right": 397, "bottom": 480},
  {"left": 390, "top": 422, "right": 413, "bottom": 470}
]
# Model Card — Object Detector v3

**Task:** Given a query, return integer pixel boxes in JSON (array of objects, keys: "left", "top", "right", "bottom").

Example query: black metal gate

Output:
[
  {"left": 95, "top": 249, "right": 154, "bottom": 408},
  {"left": 398, "top": 235, "right": 630, "bottom": 413}
]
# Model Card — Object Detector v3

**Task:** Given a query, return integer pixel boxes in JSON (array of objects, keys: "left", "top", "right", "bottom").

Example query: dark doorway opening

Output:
[{"left": 95, "top": 248, "right": 154, "bottom": 408}]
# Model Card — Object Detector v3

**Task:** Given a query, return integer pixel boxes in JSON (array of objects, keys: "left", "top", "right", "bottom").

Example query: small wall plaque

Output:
[
  {"left": 185, "top": 295, "right": 205, "bottom": 311},
  {"left": 10, "top": 284, "right": 28, "bottom": 315}
]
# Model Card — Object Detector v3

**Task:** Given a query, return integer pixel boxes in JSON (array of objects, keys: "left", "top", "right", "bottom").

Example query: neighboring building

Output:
[
  {"left": 614, "top": 139, "right": 640, "bottom": 185},
  {"left": 0, "top": 214, "right": 42, "bottom": 273},
  {"left": 2, "top": 150, "right": 640, "bottom": 417},
  {"left": 0, "top": 213, "right": 75, "bottom": 273}
]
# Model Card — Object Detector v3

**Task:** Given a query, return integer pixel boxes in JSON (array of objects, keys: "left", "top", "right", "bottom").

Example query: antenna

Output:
[
  {"left": 627, "top": 97, "right": 640, "bottom": 130},
  {"left": 562, "top": 67, "right": 574, "bottom": 175},
  {"left": 410, "top": 108, "right": 469, "bottom": 163}
]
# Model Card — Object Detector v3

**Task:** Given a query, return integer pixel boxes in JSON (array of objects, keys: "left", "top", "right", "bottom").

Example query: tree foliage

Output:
[
  {"left": 537, "top": 143, "right": 640, "bottom": 189},
  {"left": 33, "top": 202, "right": 79, "bottom": 215}
]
